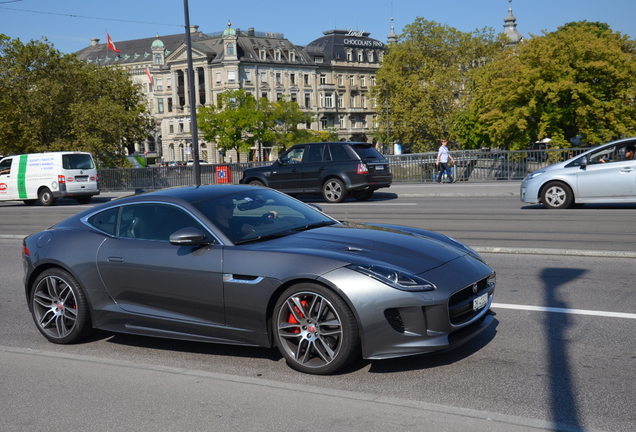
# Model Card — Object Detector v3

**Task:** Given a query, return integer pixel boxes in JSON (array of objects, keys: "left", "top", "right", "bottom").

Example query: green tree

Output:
[
  {"left": 0, "top": 35, "right": 154, "bottom": 166},
  {"left": 260, "top": 96, "right": 314, "bottom": 150},
  {"left": 463, "top": 22, "right": 636, "bottom": 150},
  {"left": 198, "top": 89, "right": 260, "bottom": 162},
  {"left": 372, "top": 18, "right": 507, "bottom": 152}
]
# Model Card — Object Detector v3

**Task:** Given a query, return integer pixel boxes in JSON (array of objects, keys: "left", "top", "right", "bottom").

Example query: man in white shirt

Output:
[{"left": 435, "top": 139, "right": 455, "bottom": 183}]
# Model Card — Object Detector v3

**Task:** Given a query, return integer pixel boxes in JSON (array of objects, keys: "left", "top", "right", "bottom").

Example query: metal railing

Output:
[{"left": 97, "top": 148, "right": 590, "bottom": 191}]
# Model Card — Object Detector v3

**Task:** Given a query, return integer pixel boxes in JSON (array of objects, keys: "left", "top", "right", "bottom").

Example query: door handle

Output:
[{"left": 108, "top": 257, "right": 124, "bottom": 262}]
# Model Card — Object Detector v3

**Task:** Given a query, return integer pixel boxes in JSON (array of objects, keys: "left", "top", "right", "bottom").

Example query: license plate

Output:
[
  {"left": 473, "top": 293, "right": 488, "bottom": 311},
  {"left": 375, "top": 165, "right": 384, "bottom": 171},
  {"left": 75, "top": 176, "right": 88, "bottom": 182}
]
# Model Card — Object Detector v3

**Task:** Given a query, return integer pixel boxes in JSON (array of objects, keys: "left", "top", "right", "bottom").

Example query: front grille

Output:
[{"left": 448, "top": 277, "right": 493, "bottom": 325}]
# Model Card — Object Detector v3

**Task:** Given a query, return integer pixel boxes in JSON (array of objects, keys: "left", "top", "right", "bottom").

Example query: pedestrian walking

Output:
[{"left": 435, "top": 139, "right": 455, "bottom": 183}]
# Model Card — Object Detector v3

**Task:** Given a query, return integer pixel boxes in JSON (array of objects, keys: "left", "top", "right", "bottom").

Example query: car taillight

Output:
[
  {"left": 357, "top": 163, "right": 368, "bottom": 174},
  {"left": 23, "top": 244, "right": 30, "bottom": 256},
  {"left": 58, "top": 175, "right": 66, "bottom": 184}
]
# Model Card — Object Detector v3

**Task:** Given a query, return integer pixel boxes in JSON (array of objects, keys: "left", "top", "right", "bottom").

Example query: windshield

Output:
[
  {"left": 62, "top": 154, "right": 95, "bottom": 170},
  {"left": 190, "top": 189, "right": 338, "bottom": 244}
]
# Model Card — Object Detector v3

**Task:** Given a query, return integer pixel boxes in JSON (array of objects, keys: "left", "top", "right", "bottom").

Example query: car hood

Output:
[{"left": 244, "top": 222, "right": 479, "bottom": 275}]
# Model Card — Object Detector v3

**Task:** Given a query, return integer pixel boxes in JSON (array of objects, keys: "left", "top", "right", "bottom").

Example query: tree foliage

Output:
[
  {"left": 198, "top": 90, "right": 315, "bottom": 161},
  {"left": 372, "top": 18, "right": 507, "bottom": 152},
  {"left": 0, "top": 35, "right": 154, "bottom": 166},
  {"left": 461, "top": 22, "right": 636, "bottom": 150}
]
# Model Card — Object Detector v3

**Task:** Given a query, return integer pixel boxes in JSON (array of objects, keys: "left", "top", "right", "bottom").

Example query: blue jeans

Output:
[{"left": 437, "top": 163, "right": 454, "bottom": 183}]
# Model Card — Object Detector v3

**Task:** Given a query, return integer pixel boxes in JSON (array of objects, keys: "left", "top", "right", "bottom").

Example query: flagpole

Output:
[{"left": 183, "top": 0, "right": 201, "bottom": 187}]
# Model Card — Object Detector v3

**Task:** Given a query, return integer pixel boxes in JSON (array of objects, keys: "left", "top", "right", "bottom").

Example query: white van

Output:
[{"left": 0, "top": 152, "right": 100, "bottom": 206}]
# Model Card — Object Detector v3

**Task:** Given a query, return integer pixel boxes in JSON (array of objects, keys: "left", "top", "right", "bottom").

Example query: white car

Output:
[{"left": 521, "top": 138, "right": 636, "bottom": 209}]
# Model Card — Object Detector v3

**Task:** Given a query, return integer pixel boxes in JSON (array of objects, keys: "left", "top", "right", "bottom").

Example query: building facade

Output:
[{"left": 76, "top": 24, "right": 388, "bottom": 164}]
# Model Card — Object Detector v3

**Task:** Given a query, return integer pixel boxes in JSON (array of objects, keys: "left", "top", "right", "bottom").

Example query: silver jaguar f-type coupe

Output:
[{"left": 23, "top": 185, "right": 496, "bottom": 374}]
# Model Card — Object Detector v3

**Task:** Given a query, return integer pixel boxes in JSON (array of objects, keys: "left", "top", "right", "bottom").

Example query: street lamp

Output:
[{"left": 183, "top": 0, "right": 200, "bottom": 186}]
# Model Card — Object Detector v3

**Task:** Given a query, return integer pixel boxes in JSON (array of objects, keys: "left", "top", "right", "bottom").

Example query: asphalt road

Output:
[{"left": 1, "top": 183, "right": 635, "bottom": 431}]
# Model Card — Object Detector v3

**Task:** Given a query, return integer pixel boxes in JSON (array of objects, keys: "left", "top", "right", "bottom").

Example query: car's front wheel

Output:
[
  {"left": 541, "top": 182, "right": 573, "bottom": 209},
  {"left": 273, "top": 284, "right": 360, "bottom": 374},
  {"left": 30, "top": 268, "right": 93, "bottom": 344},
  {"left": 248, "top": 180, "right": 265, "bottom": 187},
  {"left": 322, "top": 178, "right": 347, "bottom": 203}
]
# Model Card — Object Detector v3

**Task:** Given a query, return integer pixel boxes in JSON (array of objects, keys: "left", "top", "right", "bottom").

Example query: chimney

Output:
[
  {"left": 91, "top": 38, "right": 100, "bottom": 46},
  {"left": 248, "top": 28, "right": 255, "bottom": 37},
  {"left": 190, "top": 25, "right": 199, "bottom": 33}
]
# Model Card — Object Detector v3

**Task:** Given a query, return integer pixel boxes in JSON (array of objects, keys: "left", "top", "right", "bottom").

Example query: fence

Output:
[{"left": 97, "top": 148, "right": 590, "bottom": 191}]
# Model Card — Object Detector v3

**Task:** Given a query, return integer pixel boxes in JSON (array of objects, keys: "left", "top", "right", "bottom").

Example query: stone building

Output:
[{"left": 75, "top": 24, "right": 388, "bottom": 164}]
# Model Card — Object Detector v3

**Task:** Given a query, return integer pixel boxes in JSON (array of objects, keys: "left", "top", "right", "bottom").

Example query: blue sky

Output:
[{"left": 1, "top": 0, "right": 635, "bottom": 54}]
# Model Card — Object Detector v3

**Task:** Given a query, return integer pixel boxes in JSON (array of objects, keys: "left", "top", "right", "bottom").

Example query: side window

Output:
[
  {"left": 0, "top": 158, "right": 12, "bottom": 175},
  {"left": 119, "top": 204, "right": 205, "bottom": 241},
  {"left": 329, "top": 145, "right": 352, "bottom": 161},
  {"left": 281, "top": 147, "right": 305, "bottom": 164},
  {"left": 306, "top": 145, "right": 326, "bottom": 163},
  {"left": 589, "top": 146, "right": 618, "bottom": 164},
  {"left": 87, "top": 207, "right": 119, "bottom": 235}
]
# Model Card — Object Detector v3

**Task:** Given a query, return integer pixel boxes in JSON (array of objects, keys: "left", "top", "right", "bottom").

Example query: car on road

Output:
[
  {"left": 23, "top": 185, "right": 495, "bottom": 374},
  {"left": 521, "top": 137, "right": 636, "bottom": 209},
  {"left": 240, "top": 142, "right": 393, "bottom": 203}
]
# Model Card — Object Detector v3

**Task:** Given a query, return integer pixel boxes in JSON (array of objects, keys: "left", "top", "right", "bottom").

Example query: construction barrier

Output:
[{"left": 216, "top": 165, "right": 232, "bottom": 184}]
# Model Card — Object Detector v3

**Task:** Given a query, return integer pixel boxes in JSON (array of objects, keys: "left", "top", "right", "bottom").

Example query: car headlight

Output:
[
  {"left": 525, "top": 171, "right": 544, "bottom": 180},
  {"left": 346, "top": 264, "right": 436, "bottom": 292}
]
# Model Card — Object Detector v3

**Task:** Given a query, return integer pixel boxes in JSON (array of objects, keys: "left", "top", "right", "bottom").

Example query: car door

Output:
[
  {"left": 301, "top": 144, "right": 330, "bottom": 192},
  {"left": 96, "top": 203, "right": 225, "bottom": 325},
  {"left": 0, "top": 158, "right": 17, "bottom": 200},
  {"left": 267, "top": 145, "right": 306, "bottom": 193},
  {"left": 576, "top": 145, "right": 636, "bottom": 199}
]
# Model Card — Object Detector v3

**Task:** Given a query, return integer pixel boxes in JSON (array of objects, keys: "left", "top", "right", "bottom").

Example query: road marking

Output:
[
  {"left": 321, "top": 202, "right": 418, "bottom": 206},
  {"left": 492, "top": 303, "right": 636, "bottom": 319}
]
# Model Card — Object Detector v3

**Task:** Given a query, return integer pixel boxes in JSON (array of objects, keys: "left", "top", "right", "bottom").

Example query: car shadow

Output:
[
  {"left": 522, "top": 203, "right": 636, "bottom": 210},
  {"left": 296, "top": 191, "right": 399, "bottom": 204}
]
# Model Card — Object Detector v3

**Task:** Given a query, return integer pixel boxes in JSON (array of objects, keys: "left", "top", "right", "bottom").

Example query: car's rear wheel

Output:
[
  {"left": 30, "top": 268, "right": 93, "bottom": 344},
  {"left": 541, "top": 182, "right": 573, "bottom": 209},
  {"left": 322, "top": 179, "right": 347, "bottom": 203},
  {"left": 38, "top": 188, "right": 55, "bottom": 206},
  {"left": 249, "top": 180, "right": 265, "bottom": 187},
  {"left": 273, "top": 283, "right": 360, "bottom": 375}
]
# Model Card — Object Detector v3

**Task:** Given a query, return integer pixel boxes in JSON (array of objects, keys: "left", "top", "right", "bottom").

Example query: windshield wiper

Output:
[{"left": 291, "top": 221, "right": 338, "bottom": 232}]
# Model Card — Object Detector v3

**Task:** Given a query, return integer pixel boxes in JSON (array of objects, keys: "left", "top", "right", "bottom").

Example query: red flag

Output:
[
  {"left": 145, "top": 68, "right": 153, "bottom": 85},
  {"left": 107, "top": 33, "right": 120, "bottom": 53}
]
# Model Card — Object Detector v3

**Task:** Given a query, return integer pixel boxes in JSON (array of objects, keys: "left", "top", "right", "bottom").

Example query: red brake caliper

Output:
[{"left": 288, "top": 300, "right": 308, "bottom": 333}]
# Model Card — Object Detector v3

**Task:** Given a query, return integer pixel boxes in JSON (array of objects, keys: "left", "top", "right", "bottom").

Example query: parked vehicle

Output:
[
  {"left": 240, "top": 142, "right": 393, "bottom": 203},
  {"left": 0, "top": 152, "right": 99, "bottom": 206},
  {"left": 23, "top": 185, "right": 495, "bottom": 374},
  {"left": 521, "top": 137, "right": 636, "bottom": 209}
]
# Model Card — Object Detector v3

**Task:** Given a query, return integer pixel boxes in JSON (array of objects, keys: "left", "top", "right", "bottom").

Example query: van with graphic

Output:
[{"left": 0, "top": 152, "right": 100, "bottom": 206}]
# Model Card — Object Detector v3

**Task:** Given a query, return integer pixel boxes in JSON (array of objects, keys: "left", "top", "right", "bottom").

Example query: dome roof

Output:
[
  {"left": 223, "top": 22, "right": 236, "bottom": 36},
  {"left": 151, "top": 37, "right": 165, "bottom": 49}
]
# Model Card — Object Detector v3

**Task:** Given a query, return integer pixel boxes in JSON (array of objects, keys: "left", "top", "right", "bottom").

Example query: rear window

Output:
[
  {"left": 63, "top": 154, "right": 95, "bottom": 170},
  {"left": 350, "top": 144, "right": 386, "bottom": 161}
]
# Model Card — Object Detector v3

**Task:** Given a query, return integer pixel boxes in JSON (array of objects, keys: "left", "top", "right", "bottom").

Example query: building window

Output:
[
  {"left": 337, "top": 94, "right": 343, "bottom": 108},
  {"left": 169, "top": 124, "right": 174, "bottom": 133},
  {"left": 275, "top": 50, "right": 281, "bottom": 61},
  {"left": 227, "top": 43, "right": 234, "bottom": 55},
  {"left": 350, "top": 116, "right": 357, "bottom": 128},
  {"left": 360, "top": 76, "right": 366, "bottom": 87},
  {"left": 303, "top": 74, "right": 309, "bottom": 85},
  {"left": 154, "top": 54, "right": 162, "bottom": 65},
  {"left": 260, "top": 49, "right": 266, "bottom": 60},
  {"left": 361, "top": 94, "right": 366, "bottom": 108},
  {"left": 167, "top": 77, "right": 172, "bottom": 89},
  {"left": 291, "top": 93, "right": 297, "bottom": 103},
  {"left": 290, "top": 73, "right": 296, "bottom": 84},
  {"left": 156, "top": 78, "right": 163, "bottom": 90},
  {"left": 261, "top": 91, "right": 268, "bottom": 99},
  {"left": 228, "top": 70, "right": 236, "bottom": 82},
  {"left": 178, "top": 122, "right": 184, "bottom": 133},
  {"left": 277, "top": 93, "right": 283, "bottom": 101},
  {"left": 349, "top": 75, "right": 355, "bottom": 86},
  {"left": 290, "top": 51, "right": 296, "bottom": 61},
  {"left": 245, "top": 71, "right": 252, "bottom": 83},
  {"left": 314, "top": 56, "right": 323, "bottom": 63},
  {"left": 215, "top": 72, "right": 221, "bottom": 83},
  {"left": 260, "top": 71, "right": 267, "bottom": 83},
  {"left": 148, "top": 83, "right": 153, "bottom": 92},
  {"left": 357, "top": 52, "right": 363, "bottom": 62},
  {"left": 350, "top": 95, "right": 356, "bottom": 108},
  {"left": 304, "top": 93, "right": 311, "bottom": 107},
  {"left": 320, "top": 74, "right": 326, "bottom": 85},
  {"left": 324, "top": 93, "right": 333, "bottom": 108},
  {"left": 337, "top": 75, "right": 343, "bottom": 86},
  {"left": 167, "top": 98, "right": 173, "bottom": 112},
  {"left": 339, "top": 115, "right": 344, "bottom": 129},
  {"left": 276, "top": 72, "right": 281, "bottom": 84},
  {"left": 371, "top": 76, "right": 376, "bottom": 86},
  {"left": 321, "top": 117, "right": 328, "bottom": 129},
  {"left": 368, "top": 51, "right": 374, "bottom": 63},
  {"left": 157, "top": 98, "right": 164, "bottom": 113},
  {"left": 346, "top": 51, "right": 352, "bottom": 61}
]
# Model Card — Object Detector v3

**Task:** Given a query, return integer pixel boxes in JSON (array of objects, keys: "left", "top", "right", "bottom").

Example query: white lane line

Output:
[
  {"left": 492, "top": 303, "right": 636, "bottom": 319},
  {"left": 321, "top": 202, "right": 418, "bottom": 206}
]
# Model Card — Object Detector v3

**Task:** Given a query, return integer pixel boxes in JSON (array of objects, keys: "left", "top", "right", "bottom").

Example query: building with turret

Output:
[{"left": 76, "top": 24, "right": 388, "bottom": 164}]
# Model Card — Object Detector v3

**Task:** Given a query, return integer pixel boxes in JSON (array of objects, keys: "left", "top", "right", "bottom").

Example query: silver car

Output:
[
  {"left": 23, "top": 185, "right": 495, "bottom": 375},
  {"left": 521, "top": 138, "right": 636, "bottom": 209}
]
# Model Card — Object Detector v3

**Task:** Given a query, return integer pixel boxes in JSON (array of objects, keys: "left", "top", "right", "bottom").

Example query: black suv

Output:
[{"left": 240, "top": 142, "right": 392, "bottom": 203}]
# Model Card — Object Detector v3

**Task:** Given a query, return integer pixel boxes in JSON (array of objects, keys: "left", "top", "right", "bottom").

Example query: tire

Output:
[
  {"left": 273, "top": 283, "right": 360, "bottom": 375},
  {"left": 352, "top": 190, "right": 374, "bottom": 201},
  {"left": 23, "top": 200, "right": 37, "bottom": 206},
  {"left": 249, "top": 180, "right": 265, "bottom": 187},
  {"left": 38, "top": 188, "right": 56, "bottom": 206},
  {"left": 76, "top": 196, "right": 91, "bottom": 204},
  {"left": 30, "top": 268, "right": 93, "bottom": 344},
  {"left": 541, "top": 182, "right": 573, "bottom": 209},
  {"left": 322, "top": 178, "right": 347, "bottom": 203}
]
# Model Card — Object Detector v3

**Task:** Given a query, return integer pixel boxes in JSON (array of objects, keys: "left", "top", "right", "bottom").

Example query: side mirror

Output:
[
  {"left": 169, "top": 227, "right": 208, "bottom": 246},
  {"left": 580, "top": 157, "right": 588, "bottom": 168}
]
